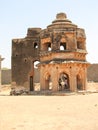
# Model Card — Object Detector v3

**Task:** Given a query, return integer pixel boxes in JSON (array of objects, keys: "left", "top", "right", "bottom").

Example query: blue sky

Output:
[{"left": 0, "top": 0, "right": 98, "bottom": 68}]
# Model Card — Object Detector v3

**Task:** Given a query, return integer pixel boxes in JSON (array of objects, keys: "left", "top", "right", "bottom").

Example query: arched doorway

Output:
[
  {"left": 33, "top": 60, "right": 40, "bottom": 90},
  {"left": 58, "top": 73, "right": 69, "bottom": 91},
  {"left": 77, "top": 74, "right": 82, "bottom": 90},
  {"left": 45, "top": 73, "right": 52, "bottom": 90},
  {"left": 29, "top": 60, "right": 40, "bottom": 91}
]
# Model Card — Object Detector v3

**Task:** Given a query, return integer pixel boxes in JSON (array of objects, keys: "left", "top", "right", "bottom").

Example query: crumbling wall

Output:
[
  {"left": 1, "top": 69, "right": 11, "bottom": 84},
  {"left": 87, "top": 64, "right": 98, "bottom": 82},
  {"left": 12, "top": 28, "right": 41, "bottom": 88}
]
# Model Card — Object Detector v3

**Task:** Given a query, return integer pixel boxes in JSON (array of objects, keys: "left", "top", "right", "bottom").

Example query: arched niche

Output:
[
  {"left": 45, "top": 72, "right": 52, "bottom": 90},
  {"left": 77, "top": 41, "right": 85, "bottom": 50},
  {"left": 77, "top": 74, "right": 83, "bottom": 90}
]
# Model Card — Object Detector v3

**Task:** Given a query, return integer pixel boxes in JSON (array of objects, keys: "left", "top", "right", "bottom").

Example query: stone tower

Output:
[{"left": 12, "top": 12, "right": 89, "bottom": 92}]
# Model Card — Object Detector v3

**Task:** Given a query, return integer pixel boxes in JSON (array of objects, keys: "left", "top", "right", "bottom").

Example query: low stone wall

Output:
[
  {"left": 1, "top": 68, "right": 39, "bottom": 85},
  {"left": 87, "top": 64, "right": 98, "bottom": 82},
  {"left": 1, "top": 69, "right": 11, "bottom": 84},
  {"left": 87, "top": 82, "right": 98, "bottom": 91}
]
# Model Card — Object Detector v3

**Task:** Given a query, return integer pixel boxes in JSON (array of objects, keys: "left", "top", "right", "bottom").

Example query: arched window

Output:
[
  {"left": 48, "top": 43, "right": 51, "bottom": 51},
  {"left": 60, "top": 42, "right": 66, "bottom": 50},
  {"left": 41, "top": 42, "right": 51, "bottom": 51},
  {"left": 34, "top": 61, "right": 40, "bottom": 68},
  {"left": 34, "top": 42, "right": 38, "bottom": 49}
]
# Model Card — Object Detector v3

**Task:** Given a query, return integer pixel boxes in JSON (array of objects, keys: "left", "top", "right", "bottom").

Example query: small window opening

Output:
[
  {"left": 34, "top": 43, "right": 38, "bottom": 48},
  {"left": 48, "top": 43, "right": 51, "bottom": 51},
  {"left": 34, "top": 61, "right": 40, "bottom": 68},
  {"left": 60, "top": 42, "right": 66, "bottom": 50},
  {"left": 60, "top": 45, "right": 64, "bottom": 50}
]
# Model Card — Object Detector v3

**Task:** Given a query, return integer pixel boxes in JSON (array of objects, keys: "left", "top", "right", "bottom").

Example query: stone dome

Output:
[
  {"left": 47, "top": 12, "right": 77, "bottom": 29},
  {"left": 56, "top": 13, "right": 67, "bottom": 20}
]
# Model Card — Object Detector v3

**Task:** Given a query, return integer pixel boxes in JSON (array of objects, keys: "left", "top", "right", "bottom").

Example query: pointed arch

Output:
[
  {"left": 44, "top": 72, "right": 52, "bottom": 90},
  {"left": 60, "top": 35, "right": 68, "bottom": 51},
  {"left": 58, "top": 72, "right": 70, "bottom": 91}
]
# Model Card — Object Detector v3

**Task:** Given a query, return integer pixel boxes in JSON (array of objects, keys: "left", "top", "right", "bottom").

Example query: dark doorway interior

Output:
[
  {"left": 59, "top": 73, "right": 69, "bottom": 91},
  {"left": 30, "top": 76, "right": 34, "bottom": 91}
]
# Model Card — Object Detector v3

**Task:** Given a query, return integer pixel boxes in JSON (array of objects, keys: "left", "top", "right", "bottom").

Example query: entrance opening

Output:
[
  {"left": 30, "top": 76, "right": 34, "bottom": 91},
  {"left": 58, "top": 73, "right": 69, "bottom": 91},
  {"left": 77, "top": 75, "right": 82, "bottom": 90}
]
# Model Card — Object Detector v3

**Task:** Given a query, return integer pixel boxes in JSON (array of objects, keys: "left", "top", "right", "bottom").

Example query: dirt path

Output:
[{"left": 0, "top": 94, "right": 98, "bottom": 130}]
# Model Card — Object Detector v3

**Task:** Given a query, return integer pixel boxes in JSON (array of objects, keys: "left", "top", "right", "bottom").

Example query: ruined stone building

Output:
[
  {"left": 0, "top": 55, "right": 4, "bottom": 86},
  {"left": 12, "top": 12, "right": 90, "bottom": 92}
]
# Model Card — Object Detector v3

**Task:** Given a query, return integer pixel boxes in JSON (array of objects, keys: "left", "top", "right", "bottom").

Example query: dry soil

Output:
[{"left": 0, "top": 93, "right": 98, "bottom": 130}]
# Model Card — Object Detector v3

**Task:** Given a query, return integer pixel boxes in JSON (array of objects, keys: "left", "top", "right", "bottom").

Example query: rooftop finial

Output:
[{"left": 56, "top": 13, "right": 67, "bottom": 20}]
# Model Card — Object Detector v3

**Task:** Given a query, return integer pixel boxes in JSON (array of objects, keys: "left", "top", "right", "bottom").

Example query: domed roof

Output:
[
  {"left": 47, "top": 12, "right": 77, "bottom": 29},
  {"left": 52, "top": 13, "right": 71, "bottom": 23}
]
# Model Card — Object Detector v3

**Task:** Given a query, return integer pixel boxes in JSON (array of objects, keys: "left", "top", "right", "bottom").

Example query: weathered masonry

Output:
[
  {"left": 12, "top": 12, "right": 90, "bottom": 92},
  {"left": 0, "top": 55, "right": 4, "bottom": 86}
]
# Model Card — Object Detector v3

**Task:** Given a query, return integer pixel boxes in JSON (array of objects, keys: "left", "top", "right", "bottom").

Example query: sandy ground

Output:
[
  {"left": 0, "top": 84, "right": 98, "bottom": 130},
  {"left": 0, "top": 93, "right": 98, "bottom": 130}
]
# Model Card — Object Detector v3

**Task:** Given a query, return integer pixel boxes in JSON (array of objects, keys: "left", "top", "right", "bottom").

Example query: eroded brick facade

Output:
[{"left": 12, "top": 13, "right": 90, "bottom": 91}]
